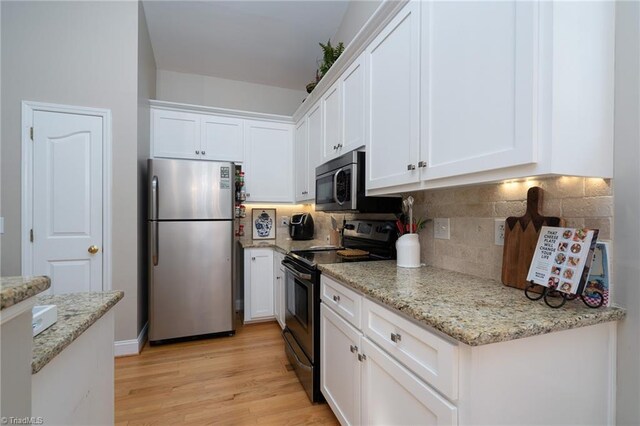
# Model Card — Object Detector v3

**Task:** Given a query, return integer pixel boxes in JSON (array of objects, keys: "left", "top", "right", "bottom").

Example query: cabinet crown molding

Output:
[{"left": 150, "top": 99, "right": 294, "bottom": 124}]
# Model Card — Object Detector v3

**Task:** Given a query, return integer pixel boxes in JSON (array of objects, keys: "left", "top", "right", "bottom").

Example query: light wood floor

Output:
[{"left": 115, "top": 321, "right": 338, "bottom": 425}]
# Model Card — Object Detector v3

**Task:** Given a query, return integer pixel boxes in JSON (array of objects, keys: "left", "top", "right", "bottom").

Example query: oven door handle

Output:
[
  {"left": 333, "top": 168, "right": 344, "bottom": 206},
  {"left": 282, "top": 260, "right": 312, "bottom": 281}
]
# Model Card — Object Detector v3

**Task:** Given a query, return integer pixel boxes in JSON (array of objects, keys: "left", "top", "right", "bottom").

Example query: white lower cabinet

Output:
[
  {"left": 361, "top": 337, "right": 457, "bottom": 426},
  {"left": 273, "top": 251, "right": 285, "bottom": 329},
  {"left": 320, "top": 276, "right": 457, "bottom": 426},
  {"left": 244, "top": 248, "right": 274, "bottom": 322}
]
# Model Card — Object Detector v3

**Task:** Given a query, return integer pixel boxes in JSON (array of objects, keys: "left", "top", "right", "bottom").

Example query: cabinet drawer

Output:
[
  {"left": 321, "top": 275, "right": 362, "bottom": 329},
  {"left": 362, "top": 298, "right": 458, "bottom": 400}
]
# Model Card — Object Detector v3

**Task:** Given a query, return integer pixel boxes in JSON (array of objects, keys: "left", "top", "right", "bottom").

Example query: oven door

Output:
[
  {"left": 315, "top": 164, "right": 357, "bottom": 211},
  {"left": 283, "top": 259, "right": 315, "bottom": 361}
]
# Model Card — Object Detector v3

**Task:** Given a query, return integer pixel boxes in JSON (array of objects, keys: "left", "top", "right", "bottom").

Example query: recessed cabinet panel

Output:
[
  {"left": 201, "top": 115, "right": 244, "bottom": 162},
  {"left": 366, "top": 1, "right": 421, "bottom": 190},
  {"left": 341, "top": 53, "right": 366, "bottom": 153},
  {"left": 152, "top": 109, "right": 200, "bottom": 159},
  {"left": 294, "top": 119, "right": 309, "bottom": 201},
  {"left": 322, "top": 81, "right": 342, "bottom": 162},
  {"left": 421, "top": 1, "right": 536, "bottom": 180},
  {"left": 244, "top": 248, "right": 274, "bottom": 322},
  {"left": 243, "top": 120, "right": 294, "bottom": 203}
]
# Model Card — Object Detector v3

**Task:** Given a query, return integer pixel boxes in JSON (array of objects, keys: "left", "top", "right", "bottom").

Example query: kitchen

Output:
[{"left": 0, "top": 0, "right": 638, "bottom": 425}]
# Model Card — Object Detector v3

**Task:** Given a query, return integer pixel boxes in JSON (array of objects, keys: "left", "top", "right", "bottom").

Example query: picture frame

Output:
[{"left": 252, "top": 208, "right": 276, "bottom": 240}]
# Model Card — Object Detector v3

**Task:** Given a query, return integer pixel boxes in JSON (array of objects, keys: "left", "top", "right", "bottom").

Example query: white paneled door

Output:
[{"left": 32, "top": 110, "right": 104, "bottom": 294}]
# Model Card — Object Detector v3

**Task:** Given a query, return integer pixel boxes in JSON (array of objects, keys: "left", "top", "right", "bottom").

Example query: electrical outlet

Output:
[
  {"left": 434, "top": 218, "right": 450, "bottom": 240},
  {"left": 281, "top": 216, "right": 289, "bottom": 226},
  {"left": 495, "top": 218, "right": 506, "bottom": 245}
]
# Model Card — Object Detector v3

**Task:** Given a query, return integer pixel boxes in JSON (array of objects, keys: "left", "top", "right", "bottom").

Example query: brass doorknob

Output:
[{"left": 88, "top": 245, "right": 99, "bottom": 254}]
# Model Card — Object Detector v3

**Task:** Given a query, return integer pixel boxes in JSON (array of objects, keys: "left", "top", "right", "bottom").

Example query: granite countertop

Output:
[
  {"left": 32, "top": 291, "right": 123, "bottom": 374},
  {"left": 318, "top": 261, "right": 626, "bottom": 346},
  {"left": 1, "top": 276, "right": 51, "bottom": 310},
  {"left": 238, "top": 237, "right": 337, "bottom": 254}
]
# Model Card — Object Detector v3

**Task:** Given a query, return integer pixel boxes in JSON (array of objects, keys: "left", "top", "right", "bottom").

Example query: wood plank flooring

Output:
[{"left": 115, "top": 321, "right": 338, "bottom": 425}]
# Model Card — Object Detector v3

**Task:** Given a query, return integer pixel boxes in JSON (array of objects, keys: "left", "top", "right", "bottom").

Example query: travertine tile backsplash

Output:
[
  {"left": 406, "top": 177, "right": 613, "bottom": 281},
  {"left": 242, "top": 176, "right": 612, "bottom": 283}
]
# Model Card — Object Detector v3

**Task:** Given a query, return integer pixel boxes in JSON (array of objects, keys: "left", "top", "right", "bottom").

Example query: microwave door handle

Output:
[{"left": 333, "top": 168, "right": 344, "bottom": 206}]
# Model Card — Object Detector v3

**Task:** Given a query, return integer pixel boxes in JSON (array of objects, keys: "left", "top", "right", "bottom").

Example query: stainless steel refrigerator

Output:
[{"left": 148, "top": 158, "right": 235, "bottom": 342}]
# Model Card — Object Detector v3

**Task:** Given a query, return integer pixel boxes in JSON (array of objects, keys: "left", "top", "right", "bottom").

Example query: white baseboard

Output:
[{"left": 114, "top": 321, "right": 148, "bottom": 357}]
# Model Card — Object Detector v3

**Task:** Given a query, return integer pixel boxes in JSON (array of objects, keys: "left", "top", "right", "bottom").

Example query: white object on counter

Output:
[
  {"left": 32, "top": 305, "right": 57, "bottom": 337},
  {"left": 396, "top": 234, "right": 421, "bottom": 268}
]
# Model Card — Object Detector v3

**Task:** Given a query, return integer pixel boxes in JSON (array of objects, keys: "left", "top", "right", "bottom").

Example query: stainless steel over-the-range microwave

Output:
[{"left": 315, "top": 151, "right": 401, "bottom": 213}]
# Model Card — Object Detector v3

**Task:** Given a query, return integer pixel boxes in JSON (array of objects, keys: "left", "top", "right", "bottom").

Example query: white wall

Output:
[
  {"left": 137, "top": 2, "right": 156, "bottom": 335},
  {"left": 332, "top": 0, "right": 382, "bottom": 48},
  {"left": 613, "top": 2, "right": 640, "bottom": 424},
  {"left": 156, "top": 69, "right": 306, "bottom": 116},
  {"left": 0, "top": 1, "right": 141, "bottom": 343}
]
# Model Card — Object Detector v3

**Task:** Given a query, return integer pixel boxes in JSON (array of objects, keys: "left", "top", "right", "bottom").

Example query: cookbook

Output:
[{"left": 526, "top": 227, "right": 599, "bottom": 295}]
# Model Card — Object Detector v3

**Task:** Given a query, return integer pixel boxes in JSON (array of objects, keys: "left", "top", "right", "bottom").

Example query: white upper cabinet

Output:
[
  {"left": 243, "top": 120, "right": 294, "bottom": 203},
  {"left": 365, "top": 0, "right": 421, "bottom": 190},
  {"left": 420, "top": 1, "right": 536, "bottom": 180},
  {"left": 294, "top": 100, "right": 323, "bottom": 203},
  {"left": 200, "top": 114, "right": 244, "bottom": 162},
  {"left": 322, "top": 80, "right": 342, "bottom": 162},
  {"left": 294, "top": 118, "right": 309, "bottom": 201},
  {"left": 152, "top": 109, "right": 200, "bottom": 160},
  {"left": 341, "top": 53, "right": 366, "bottom": 154}
]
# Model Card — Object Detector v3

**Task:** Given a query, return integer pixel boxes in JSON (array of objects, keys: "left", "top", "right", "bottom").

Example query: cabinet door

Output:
[
  {"left": 201, "top": 114, "right": 244, "bottom": 162},
  {"left": 420, "top": 1, "right": 536, "bottom": 180},
  {"left": 306, "top": 102, "right": 323, "bottom": 200},
  {"left": 152, "top": 109, "right": 200, "bottom": 159},
  {"left": 294, "top": 118, "right": 310, "bottom": 202},
  {"left": 273, "top": 252, "right": 285, "bottom": 329},
  {"left": 361, "top": 338, "right": 457, "bottom": 426},
  {"left": 341, "top": 52, "right": 366, "bottom": 153},
  {"left": 243, "top": 120, "right": 294, "bottom": 203},
  {"left": 322, "top": 80, "right": 342, "bottom": 162},
  {"left": 321, "top": 304, "right": 361, "bottom": 426},
  {"left": 365, "top": 0, "right": 421, "bottom": 190},
  {"left": 245, "top": 249, "right": 274, "bottom": 321}
]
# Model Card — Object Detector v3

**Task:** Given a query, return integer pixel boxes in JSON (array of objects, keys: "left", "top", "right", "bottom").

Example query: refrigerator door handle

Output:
[
  {"left": 152, "top": 221, "right": 159, "bottom": 266},
  {"left": 151, "top": 175, "right": 158, "bottom": 220}
]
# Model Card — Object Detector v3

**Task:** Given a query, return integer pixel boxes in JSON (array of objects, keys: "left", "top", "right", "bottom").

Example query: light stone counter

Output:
[
  {"left": 1, "top": 276, "right": 51, "bottom": 310},
  {"left": 32, "top": 291, "right": 123, "bottom": 373},
  {"left": 238, "top": 237, "right": 337, "bottom": 254},
  {"left": 318, "top": 260, "right": 626, "bottom": 346}
]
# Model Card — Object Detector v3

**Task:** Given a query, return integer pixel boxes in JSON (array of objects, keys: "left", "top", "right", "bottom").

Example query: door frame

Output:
[{"left": 21, "top": 101, "right": 113, "bottom": 291}]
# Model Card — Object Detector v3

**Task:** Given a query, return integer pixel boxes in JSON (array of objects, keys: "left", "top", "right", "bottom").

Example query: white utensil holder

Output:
[{"left": 396, "top": 234, "right": 421, "bottom": 268}]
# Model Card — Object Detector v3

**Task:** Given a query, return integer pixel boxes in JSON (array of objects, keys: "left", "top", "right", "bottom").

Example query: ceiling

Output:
[{"left": 142, "top": 1, "right": 350, "bottom": 91}]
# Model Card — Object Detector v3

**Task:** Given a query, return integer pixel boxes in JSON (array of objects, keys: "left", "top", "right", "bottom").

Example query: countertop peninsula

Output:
[{"left": 1, "top": 276, "right": 51, "bottom": 310}]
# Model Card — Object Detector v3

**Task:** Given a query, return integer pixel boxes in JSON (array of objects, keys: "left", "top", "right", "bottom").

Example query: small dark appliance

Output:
[
  {"left": 282, "top": 219, "right": 398, "bottom": 403},
  {"left": 289, "top": 213, "right": 314, "bottom": 240}
]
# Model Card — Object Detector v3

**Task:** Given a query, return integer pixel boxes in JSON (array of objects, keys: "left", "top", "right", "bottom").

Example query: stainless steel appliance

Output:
[
  {"left": 315, "top": 151, "right": 402, "bottom": 213},
  {"left": 289, "top": 213, "right": 314, "bottom": 240},
  {"left": 148, "top": 158, "right": 235, "bottom": 343},
  {"left": 282, "top": 220, "right": 398, "bottom": 402}
]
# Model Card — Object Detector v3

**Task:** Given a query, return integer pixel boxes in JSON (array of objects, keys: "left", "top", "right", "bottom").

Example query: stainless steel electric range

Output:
[{"left": 281, "top": 219, "right": 398, "bottom": 402}]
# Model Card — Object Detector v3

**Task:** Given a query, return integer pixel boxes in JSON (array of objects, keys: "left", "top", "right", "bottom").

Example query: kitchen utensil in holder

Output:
[
  {"left": 524, "top": 281, "right": 604, "bottom": 309},
  {"left": 396, "top": 233, "right": 421, "bottom": 268}
]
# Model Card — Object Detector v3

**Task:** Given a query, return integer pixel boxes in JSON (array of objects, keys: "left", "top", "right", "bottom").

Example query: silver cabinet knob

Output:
[
  {"left": 407, "top": 164, "right": 416, "bottom": 171},
  {"left": 333, "top": 145, "right": 337, "bottom": 150},
  {"left": 332, "top": 295, "right": 341, "bottom": 302},
  {"left": 418, "top": 161, "right": 427, "bottom": 168},
  {"left": 358, "top": 353, "right": 367, "bottom": 362},
  {"left": 246, "top": 193, "right": 250, "bottom": 198},
  {"left": 201, "top": 150, "right": 206, "bottom": 155},
  {"left": 195, "top": 150, "right": 200, "bottom": 155},
  {"left": 337, "top": 143, "right": 343, "bottom": 149},
  {"left": 390, "top": 332, "right": 402, "bottom": 343},
  {"left": 350, "top": 345, "right": 358, "bottom": 353},
  {"left": 252, "top": 257, "right": 256, "bottom": 261}
]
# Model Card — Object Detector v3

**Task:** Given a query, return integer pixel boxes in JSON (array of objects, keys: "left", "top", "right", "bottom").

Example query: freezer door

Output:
[
  {"left": 149, "top": 158, "right": 233, "bottom": 220},
  {"left": 149, "top": 220, "right": 234, "bottom": 341}
]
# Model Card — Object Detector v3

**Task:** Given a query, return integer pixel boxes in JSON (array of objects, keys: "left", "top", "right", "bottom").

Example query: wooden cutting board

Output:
[{"left": 502, "top": 187, "right": 564, "bottom": 290}]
